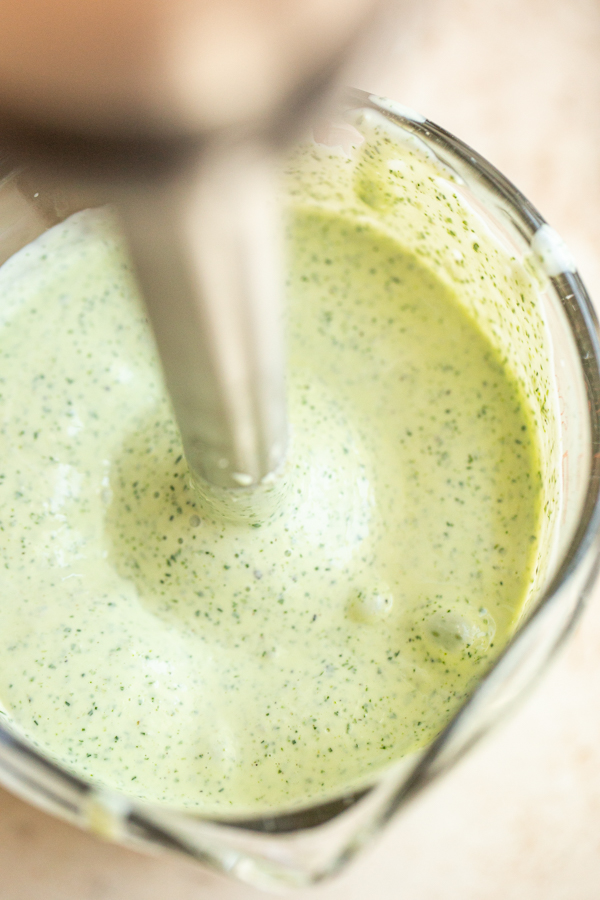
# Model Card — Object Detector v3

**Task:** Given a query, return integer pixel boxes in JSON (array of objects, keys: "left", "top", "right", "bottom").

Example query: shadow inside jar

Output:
[{"left": 103, "top": 408, "right": 218, "bottom": 632}]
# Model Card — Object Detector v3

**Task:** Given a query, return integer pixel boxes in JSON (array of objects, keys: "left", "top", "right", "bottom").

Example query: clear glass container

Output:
[{"left": 0, "top": 89, "right": 598, "bottom": 891}]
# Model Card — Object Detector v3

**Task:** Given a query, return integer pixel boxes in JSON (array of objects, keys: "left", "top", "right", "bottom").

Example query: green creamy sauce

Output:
[{"left": 0, "top": 142, "right": 544, "bottom": 815}]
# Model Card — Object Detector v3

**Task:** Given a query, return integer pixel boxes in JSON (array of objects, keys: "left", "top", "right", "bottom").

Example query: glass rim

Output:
[{"left": 1, "top": 87, "right": 599, "bottom": 841}]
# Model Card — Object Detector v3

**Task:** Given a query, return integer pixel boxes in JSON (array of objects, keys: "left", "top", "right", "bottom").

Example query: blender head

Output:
[{"left": 0, "top": 0, "right": 391, "bottom": 489}]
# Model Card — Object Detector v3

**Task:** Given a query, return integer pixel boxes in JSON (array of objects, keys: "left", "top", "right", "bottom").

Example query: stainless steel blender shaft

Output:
[
  {"left": 0, "top": 0, "right": 393, "bottom": 490},
  {"left": 118, "top": 142, "right": 287, "bottom": 488}
]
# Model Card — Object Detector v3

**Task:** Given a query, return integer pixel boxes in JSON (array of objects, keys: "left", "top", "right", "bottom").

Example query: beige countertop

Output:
[{"left": 3, "top": 0, "right": 600, "bottom": 897}]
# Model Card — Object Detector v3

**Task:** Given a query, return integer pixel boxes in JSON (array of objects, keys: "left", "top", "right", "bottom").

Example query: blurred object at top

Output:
[
  {"left": 0, "top": 0, "right": 391, "bottom": 150},
  {"left": 0, "top": 0, "right": 396, "bottom": 490}
]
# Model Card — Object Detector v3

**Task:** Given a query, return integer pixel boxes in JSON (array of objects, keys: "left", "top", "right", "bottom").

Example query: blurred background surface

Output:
[{"left": 2, "top": 0, "right": 600, "bottom": 897}]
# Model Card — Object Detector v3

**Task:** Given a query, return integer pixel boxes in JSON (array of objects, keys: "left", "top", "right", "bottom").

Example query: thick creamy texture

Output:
[{"left": 0, "top": 133, "right": 545, "bottom": 815}]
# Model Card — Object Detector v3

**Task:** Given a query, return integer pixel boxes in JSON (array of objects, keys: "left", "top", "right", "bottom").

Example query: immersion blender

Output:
[{"left": 0, "top": 0, "right": 390, "bottom": 489}]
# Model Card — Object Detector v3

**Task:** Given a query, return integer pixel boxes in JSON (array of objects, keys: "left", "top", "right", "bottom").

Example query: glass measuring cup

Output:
[{"left": 0, "top": 89, "right": 598, "bottom": 891}]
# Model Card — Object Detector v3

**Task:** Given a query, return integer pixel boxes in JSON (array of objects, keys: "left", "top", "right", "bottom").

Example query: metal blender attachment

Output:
[{"left": 0, "top": 0, "right": 388, "bottom": 491}]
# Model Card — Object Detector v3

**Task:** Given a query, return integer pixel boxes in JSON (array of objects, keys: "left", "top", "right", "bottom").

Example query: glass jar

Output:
[{"left": 0, "top": 89, "right": 598, "bottom": 891}]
